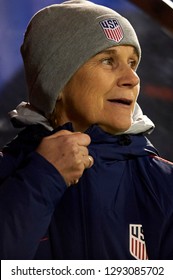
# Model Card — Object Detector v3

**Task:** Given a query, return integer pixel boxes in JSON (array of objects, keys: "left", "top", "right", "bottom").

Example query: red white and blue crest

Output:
[
  {"left": 100, "top": 19, "right": 124, "bottom": 43},
  {"left": 129, "top": 224, "right": 148, "bottom": 260}
]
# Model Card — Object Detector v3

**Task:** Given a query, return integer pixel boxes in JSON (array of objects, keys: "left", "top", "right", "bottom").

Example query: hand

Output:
[{"left": 36, "top": 130, "right": 94, "bottom": 186}]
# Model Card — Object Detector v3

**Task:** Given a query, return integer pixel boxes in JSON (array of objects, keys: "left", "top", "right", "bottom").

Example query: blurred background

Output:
[{"left": 0, "top": 0, "right": 173, "bottom": 160}]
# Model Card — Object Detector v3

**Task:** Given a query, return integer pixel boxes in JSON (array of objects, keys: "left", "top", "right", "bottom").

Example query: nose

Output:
[{"left": 117, "top": 66, "right": 140, "bottom": 88}]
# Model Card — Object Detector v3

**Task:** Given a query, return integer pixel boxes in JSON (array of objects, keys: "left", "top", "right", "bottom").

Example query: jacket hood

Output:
[{"left": 9, "top": 101, "right": 155, "bottom": 135}]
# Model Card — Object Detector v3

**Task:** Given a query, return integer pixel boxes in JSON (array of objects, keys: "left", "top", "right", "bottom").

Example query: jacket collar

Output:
[{"left": 55, "top": 122, "right": 158, "bottom": 161}]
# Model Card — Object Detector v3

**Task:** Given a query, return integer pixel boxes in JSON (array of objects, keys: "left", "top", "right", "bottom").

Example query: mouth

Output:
[{"left": 107, "top": 98, "right": 132, "bottom": 106}]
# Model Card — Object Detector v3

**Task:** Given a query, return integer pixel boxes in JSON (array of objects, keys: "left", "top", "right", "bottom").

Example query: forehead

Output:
[{"left": 96, "top": 45, "right": 139, "bottom": 57}]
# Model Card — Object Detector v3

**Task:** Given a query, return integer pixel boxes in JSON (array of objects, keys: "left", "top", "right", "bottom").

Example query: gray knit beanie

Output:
[{"left": 21, "top": 0, "right": 141, "bottom": 115}]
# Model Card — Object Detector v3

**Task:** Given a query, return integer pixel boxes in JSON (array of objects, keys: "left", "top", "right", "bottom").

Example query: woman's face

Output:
[{"left": 59, "top": 45, "right": 140, "bottom": 134}]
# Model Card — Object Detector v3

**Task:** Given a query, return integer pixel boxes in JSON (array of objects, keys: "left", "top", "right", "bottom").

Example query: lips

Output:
[{"left": 108, "top": 98, "right": 132, "bottom": 105}]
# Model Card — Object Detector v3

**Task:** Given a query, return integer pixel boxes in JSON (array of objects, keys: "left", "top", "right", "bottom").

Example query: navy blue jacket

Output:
[{"left": 0, "top": 123, "right": 173, "bottom": 260}]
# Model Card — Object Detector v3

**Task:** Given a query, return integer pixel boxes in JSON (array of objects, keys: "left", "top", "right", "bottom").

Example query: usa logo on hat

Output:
[
  {"left": 129, "top": 224, "right": 148, "bottom": 260},
  {"left": 100, "top": 19, "right": 124, "bottom": 43}
]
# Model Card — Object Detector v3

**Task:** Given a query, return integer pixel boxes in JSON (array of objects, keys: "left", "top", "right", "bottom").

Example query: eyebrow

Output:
[
  {"left": 97, "top": 47, "right": 139, "bottom": 58},
  {"left": 96, "top": 49, "right": 117, "bottom": 56}
]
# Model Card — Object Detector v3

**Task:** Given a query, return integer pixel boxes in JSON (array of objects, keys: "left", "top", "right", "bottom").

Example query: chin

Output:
[
  {"left": 104, "top": 124, "right": 132, "bottom": 135},
  {"left": 99, "top": 118, "right": 133, "bottom": 134}
]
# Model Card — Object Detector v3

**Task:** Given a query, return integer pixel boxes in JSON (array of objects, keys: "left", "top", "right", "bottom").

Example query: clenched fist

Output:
[{"left": 36, "top": 130, "right": 94, "bottom": 186}]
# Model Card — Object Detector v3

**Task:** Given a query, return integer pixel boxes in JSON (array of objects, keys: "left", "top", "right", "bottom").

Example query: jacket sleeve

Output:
[{"left": 0, "top": 151, "right": 67, "bottom": 259}]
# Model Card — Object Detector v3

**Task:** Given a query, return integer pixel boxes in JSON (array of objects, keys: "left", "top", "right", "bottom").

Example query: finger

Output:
[
  {"left": 79, "top": 146, "right": 89, "bottom": 157},
  {"left": 46, "top": 130, "right": 91, "bottom": 147},
  {"left": 88, "top": 155, "right": 94, "bottom": 168},
  {"left": 75, "top": 133, "right": 91, "bottom": 147},
  {"left": 67, "top": 178, "right": 79, "bottom": 187},
  {"left": 83, "top": 155, "right": 94, "bottom": 169},
  {"left": 72, "top": 179, "right": 79, "bottom": 185},
  {"left": 46, "top": 130, "right": 74, "bottom": 139}
]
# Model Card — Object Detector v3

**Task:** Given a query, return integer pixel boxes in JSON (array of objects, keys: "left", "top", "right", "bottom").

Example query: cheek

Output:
[
  {"left": 131, "top": 88, "right": 140, "bottom": 114},
  {"left": 136, "top": 83, "right": 140, "bottom": 97},
  {"left": 62, "top": 83, "right": 94, "bottom": 121},
  {"left": 69, "top": 77, "right": 103, "bottom": 109},
  {"left": 62, "top": 66, "right": 107, "bottom": 122}
]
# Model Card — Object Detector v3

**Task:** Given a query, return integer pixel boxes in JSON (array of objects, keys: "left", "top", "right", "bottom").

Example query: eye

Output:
[
  {"left": 101, "top": 57, "right": 115, "bottom": 67},
  {"left": 129, "top": 59, "right": 138, "bottom": 70}
]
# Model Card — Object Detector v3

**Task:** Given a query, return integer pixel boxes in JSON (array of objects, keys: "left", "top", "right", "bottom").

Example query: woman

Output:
[{"left": 0, "top": 0, "right": 173, "bottom": 260}]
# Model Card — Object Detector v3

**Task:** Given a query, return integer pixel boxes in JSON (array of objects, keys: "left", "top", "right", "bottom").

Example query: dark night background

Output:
[{"left": 0, "top": 0, "right": 173, "bottom": 160}]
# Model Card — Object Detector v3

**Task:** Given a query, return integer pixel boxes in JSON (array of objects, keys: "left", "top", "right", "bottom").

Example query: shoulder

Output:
[
  {"left": 149, "top": 154, "right": 173, "bottom": 172},
  {"left": 2, "top": 124, "right": 51, "bottom": 156},
  {"left": 0, "top": 125, "right": 51, "bottom": 176},
  {"left": 146, "top": 154, "right": 173, "bottom": 200},
  {"left": 136, "top": 154, "right": 173, "bottom": 215}
]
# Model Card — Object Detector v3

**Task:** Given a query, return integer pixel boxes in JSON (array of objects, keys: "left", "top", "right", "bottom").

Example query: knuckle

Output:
[
  {"left": 76, "top": 169, "right": 84, "bottom": 178},
  {"left": 71, "top": 146, "right": 79, "bottom": 157},
  {"left": 75, "top": 160, "right": 85, "bottom": 173}
]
